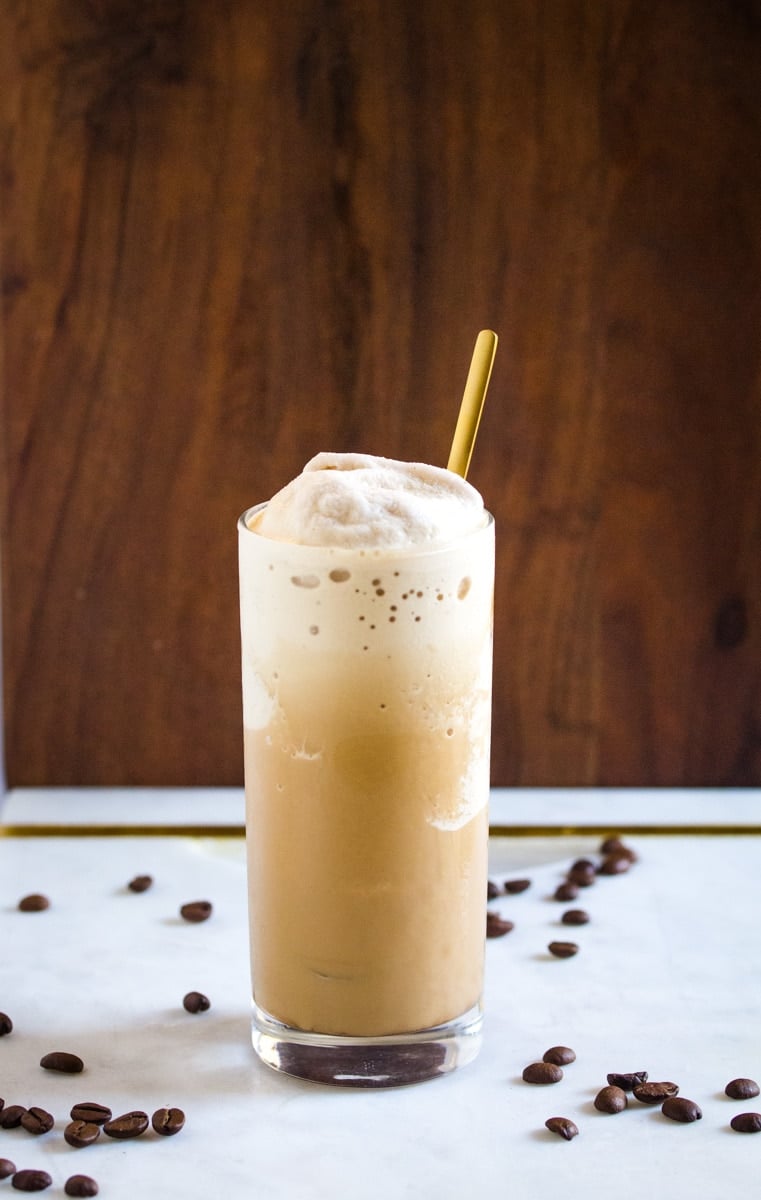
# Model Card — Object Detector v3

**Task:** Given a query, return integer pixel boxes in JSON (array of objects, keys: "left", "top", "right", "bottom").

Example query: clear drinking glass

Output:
[{"left": 238, "top": 504, "right": 494, "bottom": 1086}]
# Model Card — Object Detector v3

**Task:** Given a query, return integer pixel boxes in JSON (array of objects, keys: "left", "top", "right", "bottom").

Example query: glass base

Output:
[{"left": 251, "top": 1001, "right": 483, "bottom": 1088}]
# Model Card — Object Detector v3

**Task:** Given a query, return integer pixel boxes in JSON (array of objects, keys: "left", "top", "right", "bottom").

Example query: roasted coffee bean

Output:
[
  {"left": 0, "top": 1012, "right": 12, "bottom": 1036},
  {"left": 127, "top": 874, "right": 153, "bottom": 893},
  {"left": 40, "top": 1051, "right": 84, "bottom": 1074},
  {"left": 543, "top": 1046, "right": 576, "bottom": 1066},
  {"left": 568, "top": 859, "right": 596, "bottom": 887},
  {"left": 599, "top": 836, "right": 637, "bottom": 860},
  {"left": 18, "top": 894, "right": 50, "bottom": 912},
  {"left": 10, "top": 1169, "right": 52, "bottom": 1192},
  {"left": 64, "top": 1121, "right": 101, "bottom": 1148},
  {"left": 486, "top": 912, "right": 514, "bottom": 938},
  {"left": 594, "top": 1085, "right": 627, "bottom": 1113},
  {"left": 69, "top": 1103, "right": 111, "bottom": 1126},
  {"left": 151, "top": 1106, "right": 185, "bottom": 1136},
  {"left": 183, "top": 991, "right": 211, "bottom": 1014},
  {"left": 20, "top": 1107, "right": 54, "bottom": 1135},
  {"left": 661, "top": 1096, "right": 702, "bottom": 1123},
  {"left": 598, "top": 854, "right": 631, "bottom": 876},
  {"left": 64, "top": 1177, "right": 99, "bottom": 1198},
  {"left": 730, "top": 1112, "right": 761, "bottom": 1133},
  {"left": 633, "top": 1081, "right": 679, "bottom": 1104},
  {"left": 0, "top": 1106, "right": 27, "bottom": 1129},
  {"left": 103, "top": 1110, "right": 149, "bottom": 1139},
  {"left": 180, "top": 900, "right": 212, "bottom": 923},
  {"left": 553, "top": 882, "right": 579, "bottom": 902},
  {"left": 607, "top": 1071, "right": 648, "bottom": 1091},
  {"left": 725, "top": 1077, "right": 760, "bottom": 1100},
  {"left": 561, "top": 909, "right": 590, "bottom": 926},
  {"left": 523, "top": 1062, "right": 563, "bottom": 1085},
  {"left": 504, "top": 878, "right": 531, "bottom": 894},
  {"left": 545, "top": 1116, "right": 579, "bottom": 1140},
  {"left": 548, "top": 941, "right": 579, "bottom": 958},
  {"left": 0, "top": 1160, "right": 17, "bottom": 1180},
  {"left": 487, "top": 880, "right": 500, "bottom": 900}
]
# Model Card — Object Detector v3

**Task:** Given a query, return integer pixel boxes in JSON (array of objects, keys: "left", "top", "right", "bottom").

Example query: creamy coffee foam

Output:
[{"left": 253, "top": 452, "right": 486, "bottom": 548}]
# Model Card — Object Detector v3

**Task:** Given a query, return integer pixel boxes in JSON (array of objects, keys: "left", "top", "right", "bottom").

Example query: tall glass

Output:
[{"left": 238, "top": 504, "right": 494, "bottom": 1086}]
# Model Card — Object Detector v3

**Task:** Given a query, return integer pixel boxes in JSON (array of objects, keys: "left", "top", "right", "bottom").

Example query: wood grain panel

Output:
[{"left": 1, "top": 0, "right": 760, "bottom": 786}]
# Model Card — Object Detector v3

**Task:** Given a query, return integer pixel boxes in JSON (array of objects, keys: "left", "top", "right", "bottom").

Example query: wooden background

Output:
[{"left": 2, "top": 0, "right": 760, "bottom": 788}]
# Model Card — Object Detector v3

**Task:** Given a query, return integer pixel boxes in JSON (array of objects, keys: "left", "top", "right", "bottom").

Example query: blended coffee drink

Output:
[{"left": 238, "top": 452, "right": 494, "bottom": 1086}]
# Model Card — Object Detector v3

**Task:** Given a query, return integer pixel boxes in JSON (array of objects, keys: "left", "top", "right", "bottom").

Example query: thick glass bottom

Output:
[{"left": 252, "top": 1001, "right": 483, "bottom": 1088}]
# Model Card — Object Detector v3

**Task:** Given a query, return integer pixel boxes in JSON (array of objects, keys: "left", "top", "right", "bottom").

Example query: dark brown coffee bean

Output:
[
  {"left": 180, "top": 900, "right": 212, "bottom": 923},
  {"left": 64, "top": 1177, "right": 99, "bottom": 1198},
  {"left": 553, "top": 882, "right": 579, "bottom": 902},
  {"left": 40, "top": 1051, "right": 84, "bottom": 1074},
  {"left": 594, "top": 1085, "right": 628, "bottom": 1113},
  {"left": 151, "top": 1106, "right": 185, "bottom": 1136},
  {"left": 486, "top": 912, "right": 514, "bottom": 938},
  {"left": 607, "top": 1071, "right": 648, "bottom": 1091},
  {"left": 0, "top": 1160, "right": 17, "bottom": 1180},
  {"left": 725, "top": 1077, "right": 760, "bottom": 1100},
  {"left": 0, "top": 1013, "right": 12, "bottom": 1036},
  {"left": 633, "top": 1081, "right": 679, "bottom": 1104},
  {"left": 18, "top": 894, "right": 50, "bottom": 912},
  {"left": 64, "top": 1120, "right": 101, "bottom": 1148},
  {"left": 0, "top": 1106, "right": 27, "bottom": 1129},
  {"left": 127, "top": 874, "right": 153, "bottom": 893},
  {"left": 103, "top": 1110, "right": 149, "bottom": 1139},
  {"left": 487, "top": 880, "right": 500, "bottom": 900},
  {"left": 598, "top": 854, "right": 631, "bottom": 876},
  {"left": 11, "top": 1170, "right": 52, "bottom": 1192},
  {"left": 545, "top": 1116, "right": 578, "bottom": 1140},
  {"left": 183, "top": 991, "right": 211, "bottom": 1013},
  {"left": 523, "top": 1062, "right": 563, "bottom": 1085},
  {"left": 504, "top": 878, "right": 531, "bottom": 894},
  {"left": 661, "top": 1096, "right": 702, "bottom": 1122},
  {"left": 20, "top": 1107, "right": 54, "bottom": 1135},
  {"left": 730, "top": 1112, "right": 761, "bottom": 1133},
  {"left": 548, "top": 941, "right": 579, "bottom": 958},
  {"left": 70, "top": 1103, "right": 111, "bottom": 1126},
  {"left": 543, "top": 1046, "right": 576, "bottom": 1066},
  {"left": 599, "top": 836, "right": 637, "bottom": 860},
  {"left": 568, "top": 859, "right": 596, "bottom": 887},
  {"left": 561, "top": 909, "right": 590, "bottom": 926}
]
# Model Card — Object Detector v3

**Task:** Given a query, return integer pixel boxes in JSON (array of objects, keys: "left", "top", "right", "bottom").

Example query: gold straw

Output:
[{"left": 447, "top": 330, "right": 498, "bottom": 479}]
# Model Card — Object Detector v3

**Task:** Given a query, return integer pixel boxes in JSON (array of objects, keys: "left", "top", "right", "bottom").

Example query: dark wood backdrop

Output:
[{"left": 2, "top": 0, "right": 760, "bottom": 788}]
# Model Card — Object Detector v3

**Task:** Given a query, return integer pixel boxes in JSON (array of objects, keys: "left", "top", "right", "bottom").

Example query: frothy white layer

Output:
[{"left": 254, "top": 452, "right": 486, "bottom": 548}]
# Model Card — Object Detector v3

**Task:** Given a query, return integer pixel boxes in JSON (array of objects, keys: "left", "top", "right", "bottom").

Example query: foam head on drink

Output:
[{"left": 239, "top": 452, "right": 494, "bottom": 1038}]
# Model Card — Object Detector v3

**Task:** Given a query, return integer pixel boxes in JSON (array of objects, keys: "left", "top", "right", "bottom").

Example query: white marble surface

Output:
[{"left": 1, "top": 792, "right": 760, "bottom": 1198}]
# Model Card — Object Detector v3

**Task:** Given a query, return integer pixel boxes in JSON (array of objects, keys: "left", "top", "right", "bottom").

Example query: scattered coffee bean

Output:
[
  {"left": 599, "top": 836, "right": 637, "bottom": 861},
  {"left": 18, "top": 894, "right": 50, "bottom": 912},
  {"left": 661, "top": 1096, "right": 702, "bottom": 1123},
  {"left": 64, "top": 1121, "right": 101, "bottom": 1148},
  {"left": 10, "top": 1169, "right": 52, "bottom": 1192},
  {"left": 64, "top": 1177, "right": 99, "bottom": 1198},
  {"left": 20, "top": 1107, "right": 54, "bottom": 1135},
  {"left": 486, "top": 912, "right": 514, "bottom": 938},
  {"left": 504, "top": 878, "right": 531, "bottom": 894},
  {"left": 725, "top": 1077, "right": 760, "bottom": 1100},
  {"left": 553, "top": 882, "right": 579, "bottom": 902},
  {"left": 730, "top": 1112, "right": 761, "bottom": 1133},
  {"left": 0, "top": 1013, "right": 12, "bottom": 1036},
  {"left": 127, "top": 874, "right": 153, "bottom": 893},
  {"left": 543, "top": 1046, "right": 576, "bottom": 1066},
  {"left": 568, "top": 860, "right": 596, "bottom": 887},
  {"left": 607, "top": 1071, "right": 648, "bottom": 1091},
  {"left": 598, "top": 854, "right": 631, "bottom": 876},
  {"left": 523, "top": 1062, "right": 563, "bottom": 1085},
  {"left": 0, "top": 1106, "right": 27, "bottom": 1129},
  {"left": 151, "top": 1106, "right": 185, "bottom": 1136},
  {"left": 594, "top": 1085, "right": 628, "bottom": 1113},
  {"left": 548, "top": 941, "right": 579, "bottom": 958},
  {"left": 0, "top": 1160, "right": 17, "bottom": 1181},
  {"left": 180, "top": 900, "right": 212, "bottom": 923},
  {"left": 183, "top": 991, "right": 211, "bottom": 1014},
  {"left": 545, "top": 1116, "right": 579, "bottom": 1140},
  {"left": 487, "top": 880, "right": 500, "bottom": 900},
  {"left": 633, "top": 1081, "right": 679, "bottom": 1104},
  {"left": 40, "top": 1051, "right": 84, "bottom": 1074},
  {"left": 103, "top": 1110, "right": 149, "bottom": 1139},
  {"left": 561, "top": 909, "right": 589, "bottom": 926},
  {"left": 69, "top": 1103, "right": 111, "bottom": 1126}
]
